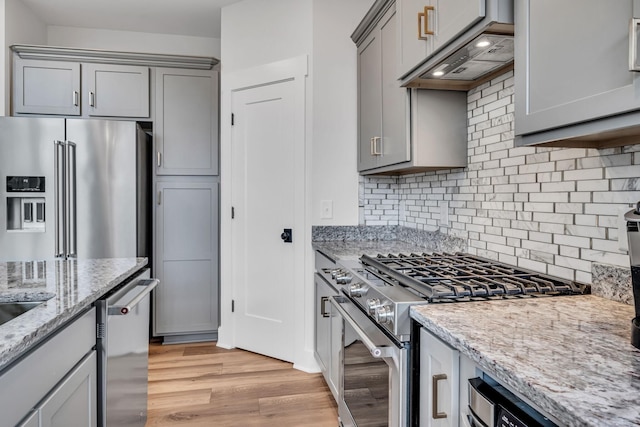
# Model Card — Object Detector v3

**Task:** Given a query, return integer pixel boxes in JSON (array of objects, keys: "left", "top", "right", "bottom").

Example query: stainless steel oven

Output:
[{"left": 330, "top": 295, "right": 408, "bottom": 427}]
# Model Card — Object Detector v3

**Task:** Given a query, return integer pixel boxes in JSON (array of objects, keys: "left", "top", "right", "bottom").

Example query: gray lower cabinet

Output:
[
  {"left": 154, "top": 180, "right": 219, "bottom": 339},
  {"left": 515, "top": 0, "right": 640, "bottom": 147},
  {"left": 0, "top": 308, "right": 97, "bottom": 427},
  {"left": 314, "top": 273, "right": 340, "bottom": 401},
  {"left": 155, "top": 68, "right": 219, "bottom": 176}
]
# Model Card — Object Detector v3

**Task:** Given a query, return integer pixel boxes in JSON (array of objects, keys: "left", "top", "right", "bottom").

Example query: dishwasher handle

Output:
[{"left": 108, "top": 278, "right": 159, "bottom": 315}]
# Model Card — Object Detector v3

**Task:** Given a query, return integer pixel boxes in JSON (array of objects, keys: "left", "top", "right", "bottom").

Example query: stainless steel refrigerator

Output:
[{"left": 0, "top": 117, "right": 150, "bottom": 261}]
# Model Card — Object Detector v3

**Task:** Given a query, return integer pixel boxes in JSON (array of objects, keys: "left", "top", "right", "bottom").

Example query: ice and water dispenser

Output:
[{"left": 5, "top": 176, "right": 46, "bottom": 232}]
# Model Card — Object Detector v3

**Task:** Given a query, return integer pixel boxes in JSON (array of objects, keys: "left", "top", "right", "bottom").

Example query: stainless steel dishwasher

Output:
[{"left": 96, "top": 268, "right": 159, "bottom": 427}]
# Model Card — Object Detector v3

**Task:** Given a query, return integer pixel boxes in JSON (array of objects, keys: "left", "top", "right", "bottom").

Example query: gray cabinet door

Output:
[
  {"left": 83, "top": 64, "right": 149, "bottom": 118},
  {"left": 155, "top": 68, "right": 219, "bottom": 176},
  {"left": 314, "top": 274, "right": 339, "bottom": 401},
  {"left": 515, "top": 0, "right": 640, "bottom": 137},
  {"left": 39, "top": 351, "right": 97, "bottom": 427},
  {"left": 358, "top": 5, "right": 408, "bottom": 172},
  {"left": 398, "top": 0, "right": 485, "bottom": 79},
  {"left": 13, "top": 58, "right": 80, "bottom": 116},
  {"left": 379, "top": 8, "right": 410, "bottom": 168},
  {"left": 154, "top": 180, "right": 219, "bottom": 335},
  {"left": 358, "top": 29, "right": 382, "bottom": 171}
]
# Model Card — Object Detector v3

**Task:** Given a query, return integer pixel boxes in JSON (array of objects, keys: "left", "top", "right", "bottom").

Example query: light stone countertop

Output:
[
  {"left": 0, "top": 257, "right": 147, "bottom": 371},
  {"left": 411, "top": 295, "right": 640, "bottom": 427}
]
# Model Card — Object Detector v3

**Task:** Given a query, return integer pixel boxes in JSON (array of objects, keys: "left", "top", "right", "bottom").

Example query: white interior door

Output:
[{"left": 231, "top": 78, "right": 299, "bottom": 362}]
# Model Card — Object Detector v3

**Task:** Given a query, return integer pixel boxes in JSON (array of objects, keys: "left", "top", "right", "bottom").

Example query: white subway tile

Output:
[
  {"left": 564, "top": 168, "right": 603, "bottom": 180},
  {"left": 549, "top": 148, "right": 586, "bottom": 161},
  {"left": 565, "top": 224, "right": 606, "bottom": 239},
  {"left": 547, "top": 264, "right": 575, "bottom": 281}
]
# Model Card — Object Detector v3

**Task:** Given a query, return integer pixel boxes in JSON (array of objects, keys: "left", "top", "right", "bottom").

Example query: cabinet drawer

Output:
[{"left": 0, "top": 307, "right": 96, "bottom": 427}]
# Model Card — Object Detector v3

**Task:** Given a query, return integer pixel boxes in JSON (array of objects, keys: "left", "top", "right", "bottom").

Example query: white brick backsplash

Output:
[
  {"left": 604, "top": 165, "right": 640, "bottom": 179},
  {"left": 564, "top": 168, "right": 603, "bottom": 181},
  {"left": 360, "top": 71, "right": 639, "bottom": 285}
]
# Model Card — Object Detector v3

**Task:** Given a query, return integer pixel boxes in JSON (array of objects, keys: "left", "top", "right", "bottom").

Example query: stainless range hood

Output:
[
  {"left": 403, "top": 0, "right": 514, "bottom": 91},
  {"left": 419, "top": 33, "right": 513, "bottom": 82}
]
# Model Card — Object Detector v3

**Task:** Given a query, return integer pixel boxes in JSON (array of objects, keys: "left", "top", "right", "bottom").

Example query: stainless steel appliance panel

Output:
[
  {"left": 66, "top": 119, "right": 139, "bottom": 259},
  {"left": 0, "top": 117, "right": 65, "bottom": 260},
  {"left": 96, "top": 269, "right": 158, "bottom": 427},
  {"left": 331, "top": 296, "right": 407, "bottom": 427}
]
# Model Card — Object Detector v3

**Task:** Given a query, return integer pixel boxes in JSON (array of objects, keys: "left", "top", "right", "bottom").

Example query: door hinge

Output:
[
  {"left": 231, "top": 206, "right": 235, "bottom": 219},
  {"left": 231, "top": 113, "right": 235, "bottom": 126},
  {"left": 231, "top": 299, "right": 235, "bottom": 313}
]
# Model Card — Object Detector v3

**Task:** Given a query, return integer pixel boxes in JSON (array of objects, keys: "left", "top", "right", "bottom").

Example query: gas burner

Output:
[{"left": 361, "top": 253, "right": 586, "bottom": 302}]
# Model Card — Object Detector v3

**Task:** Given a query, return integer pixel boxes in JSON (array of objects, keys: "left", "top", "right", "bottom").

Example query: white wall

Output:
[
  {"left": 2, "top": 0, "right": 46, "bottom": 115},
  {"left": 47, "top": 26, "right": 220, "bottom": 58},
  {"left": 221, "top": 0, "right": 312, "bottom": 72},
  {"left": 312, "top": 0, "right": 372, "bottom": 225}
]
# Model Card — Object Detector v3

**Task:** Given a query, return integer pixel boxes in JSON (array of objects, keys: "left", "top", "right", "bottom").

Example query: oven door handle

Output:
[{"left": 329, "top": 296, "right": 394, "bottom": 359}]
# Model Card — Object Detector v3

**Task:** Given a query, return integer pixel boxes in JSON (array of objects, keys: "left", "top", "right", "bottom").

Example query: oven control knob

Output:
[
  {"left": 375, "top": 305, "right": 394, "bottom": 325},
  {"left": 330, "top": 269, "right": 342, "bottom": 279},
  {"left": 335, "top": 272, "right": 352, "bottom": 285},
  {"left": 366, "top": 298, "right": 381, "bottom": 315},
  {"left": 347, "top": 283, "right": 366, "bottom": 298}
]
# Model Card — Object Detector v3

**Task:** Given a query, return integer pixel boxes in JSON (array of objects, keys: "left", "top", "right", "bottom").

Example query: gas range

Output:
[{"left": 329, "top": 252, "right": 587, "bottom": 342}]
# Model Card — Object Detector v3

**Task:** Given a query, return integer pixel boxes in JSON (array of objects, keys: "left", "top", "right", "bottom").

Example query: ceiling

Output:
[{"left": 18, "top": 0, "right": 244, "bottom": 38}]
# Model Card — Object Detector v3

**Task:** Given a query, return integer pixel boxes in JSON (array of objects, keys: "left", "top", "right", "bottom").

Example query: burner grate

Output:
[{"left": 360, "top": 253, "right": 585, "bottom": 302}]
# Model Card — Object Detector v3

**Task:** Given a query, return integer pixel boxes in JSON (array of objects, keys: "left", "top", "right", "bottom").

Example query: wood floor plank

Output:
[{"left": 145, "top": 342, "right": 338, "bottom": 427}]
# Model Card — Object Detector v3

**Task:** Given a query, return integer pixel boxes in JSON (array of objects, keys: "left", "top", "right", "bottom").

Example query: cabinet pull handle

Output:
[
  {"left": 157, "top": 191, "right": 161, "bottom": 205},
  {"left": 89, "top": 91, "right": 95, "bottom": 107},
  {"left": 157, "top": 151, "right": 162, "bottom": 167},
  {"left": 630, "top": 18, "right": 640, "bottom": 71},
  {"left": 370, "top": 137, "right": 375, "bottom": 155},
  {"left": 418, "top": 6, "right": 435, "bottom": 40},
  {"left": 72, "top": 91, "right": 79, "bottom": 106},
  {"left": 432, "top": 373, "right": 448, "bottom": 419},
  {"left": 372, "top": 137, "right": 382, "bottom": 156},
  {"left": 320, "top": 296, "right": 330, "bottom": 317}
]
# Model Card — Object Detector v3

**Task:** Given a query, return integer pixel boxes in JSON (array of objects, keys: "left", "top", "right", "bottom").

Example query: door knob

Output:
[{"left": 281, "top": 228, "right": 292, "bottom": 243}]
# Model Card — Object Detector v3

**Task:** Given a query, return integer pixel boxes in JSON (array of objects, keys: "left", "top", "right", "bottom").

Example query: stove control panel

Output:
[
  {"left": 375, "top": 305, "right": 394, "bottom": 325},
  {"left": 366, "top": 298, "right": 381, "bottom": 315},
  {"left": 347, "top": 282, "right": 367, "bottom": 298}
]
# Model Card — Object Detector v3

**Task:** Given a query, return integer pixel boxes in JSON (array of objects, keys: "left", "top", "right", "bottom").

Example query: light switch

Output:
[{"left": 321, "top": 200, "right": 333, "bottom": 219}]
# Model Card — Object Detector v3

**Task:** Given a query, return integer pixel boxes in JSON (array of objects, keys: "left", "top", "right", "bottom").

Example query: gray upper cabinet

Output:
[
  {"left": 358, "top": 4, "right": 410, "bottom": 172},
  {"left": 155, "top": 68, "right": 219, "bottom": 176},
  {"left": 515, "top": 0, "right": 640, "bottom": 147},
  {"left": 82, "top": 64, "right": 149, "bottom": 118},
  {"left": 355, "top": 1, "right": 468, "bottom": 175},
  {"left": 13, "top": 58, "right": 81, "bottom": 116},
  {"left": 154, "top": 180, "right": 219, "bottom": 337},
  {"left": 13, "top": 58, "right": 149, "bottom": 118},
  {"left": 397, "top": 0, "right": 485, "bottom": 79}
]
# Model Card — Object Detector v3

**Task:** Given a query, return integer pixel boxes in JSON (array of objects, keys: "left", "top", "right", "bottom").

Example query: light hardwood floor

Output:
[{"left": 146, "top": 341, "right": 339, "bottom": 427}]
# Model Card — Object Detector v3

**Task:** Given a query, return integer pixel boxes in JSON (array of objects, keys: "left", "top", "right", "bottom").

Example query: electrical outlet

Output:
[
  {"left": 619, "top": 206, "right": 629, "bottom": 252},
  {"left": 321, "top": 200, "right": 333, "bottom": 219}
]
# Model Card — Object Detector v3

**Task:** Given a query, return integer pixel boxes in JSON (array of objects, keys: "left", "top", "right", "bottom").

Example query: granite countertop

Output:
[
  {"left": 411, "top": 296, "right": 640, "bottom": 427},
  {"left": 0, "top": 257, "right": 147, "bottom": 371}
]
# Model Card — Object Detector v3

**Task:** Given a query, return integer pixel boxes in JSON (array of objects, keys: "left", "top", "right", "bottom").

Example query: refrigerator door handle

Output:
[
  {"left": 66, "top": 141, "right": 78, "bottom": 258},
  {"left": 54, "top": 141, "right": 66, "bottom": 258}
]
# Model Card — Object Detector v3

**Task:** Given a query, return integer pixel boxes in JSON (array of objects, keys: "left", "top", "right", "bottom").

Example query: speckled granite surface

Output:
[
  {"left": 312, "top": 225, "right": 466, "bottom": 261},
  {"left": 411, "top": 296, "right": 640, "bottom": 427},
  {"left": 0, "top": 257, "right": 147, "bottom": 371},
  {"left": 592, "top": 262, "right": 633, "bottom": 305}
]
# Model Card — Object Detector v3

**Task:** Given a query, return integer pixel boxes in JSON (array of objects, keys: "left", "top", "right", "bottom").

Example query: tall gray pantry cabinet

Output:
[
  {"left": 11, "top": 46, "right": 221, "bottom": 342},
  {"left": 154, "top": 68, "right": 220, "bottom": 341}
]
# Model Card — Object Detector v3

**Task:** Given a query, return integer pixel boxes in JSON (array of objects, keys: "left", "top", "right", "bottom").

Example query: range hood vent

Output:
[{"left": 421, "top": 34, "right": 513, "bottom": 82}]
